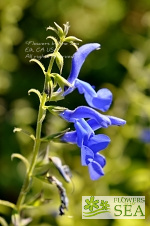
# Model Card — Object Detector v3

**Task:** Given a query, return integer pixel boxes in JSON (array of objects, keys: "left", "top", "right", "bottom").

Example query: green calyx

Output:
[
  {"left": 43, "top": 72, "right": 72, "bottom": 102},
  {"left": 46, "top": 105, "right": 67, "bottom": 115},
  {"left": 46, "top": 22, "right": 82, "bottom": 49},
  {"left": 51, "top": 73, "right": 72, "bottom": 89}
]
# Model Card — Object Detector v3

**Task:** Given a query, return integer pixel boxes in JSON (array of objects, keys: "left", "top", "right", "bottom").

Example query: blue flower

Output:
[
  {"left": 62, "top": 118, "right": 110, "bottom": 180},
  {"left": 60, "top": 106, "right": 126, "bottom": 128},
  {"left": 60, "top": 106, "right": 111, "bottom": 128},
  {"left": 60, "top": 111, "right": 126, "bottom": 180},
  {"left": 62, "top": 43, "right": 113, "bottom": 111},
  {"left": 58, "top": 43, "right": 126, "bottom": 180},
  {"left": 74, "top": 119, "right": 110, "bottom": 148},
  {"left": 74, "top": 79, "right": 113, "bottom": 112}
]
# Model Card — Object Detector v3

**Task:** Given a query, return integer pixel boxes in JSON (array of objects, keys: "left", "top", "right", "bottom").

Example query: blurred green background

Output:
[{"left": 0, "top": 0, "right": 150, "bottom": 225}]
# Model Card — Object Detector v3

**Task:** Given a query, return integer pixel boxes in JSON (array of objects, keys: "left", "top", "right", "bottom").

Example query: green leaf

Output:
[
  {"left": 0, "top": 200, "right": 16, "bottom": 210},
  {"left": 13, "top": 127, "right": 35, "bottom": 140},
  {"left": 28, "top": 89, "right": 42, "bottom": 102},
  {"left": 46, "top": 26, "right": 58, "bottom": 34},
  {"left": 33, "top": 163, "right": 50, "bottom": 177},
  {"left": 11, "top": 153, "right": 29, "bottom": 171},
  {"left": 64, "top": 36, "right": 82, "bottom": 43},
  {"left": 0, "top": 217, "right": 8, "bottom": 226},
  {"left": 46, "top": 36, "right": 58, "bottom": 48},
  {"left": 29, "top": 59, "right": 45, "bottom": 74},
  {"left": 56, "top": 52, "right": 64, "bottom": 74},
  {"left": 70, "top": 41, "right": 79, "bottom": 50},
  {"left": 44, "top": 53, "right": 55, "bottom": 59}
]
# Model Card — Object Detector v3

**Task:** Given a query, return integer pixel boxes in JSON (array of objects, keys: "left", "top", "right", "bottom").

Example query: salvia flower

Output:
[
  {"left": 61, "top": 118, "right": 109, "bottom": 180},
  {"left": 62, "top": 44, "right": 100, "bottom": 96},
  {"left": 60, "top": 106, "right": 126, "bottom": 128},
  {"left": 59, "top": 43, "right": 126, "bottom": 180},
  {"left": 74, "top": 79, "right": 113, "bottom": 112},
  {"left": 62, "top": 43, "right": 113, "bottom": 112},
  {"left": 60, "top": 109, "right": 126, "bottom": 180}
]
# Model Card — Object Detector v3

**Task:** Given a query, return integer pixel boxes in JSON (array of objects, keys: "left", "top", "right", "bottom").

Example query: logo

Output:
[{"left": 82, "top": 196, "right": 145, "bottom": 219}]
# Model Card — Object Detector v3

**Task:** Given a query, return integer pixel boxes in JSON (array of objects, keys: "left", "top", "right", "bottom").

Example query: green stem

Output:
[
  {"left": 16, "top": 93, "right": 47, "bottom": 211},
  {"left": 15, "top": 39, "right": 63, "bottom": 213},
  {"left": 47, "top": 55, "right": 55, "bottom": 75},
  {"left": 47, "top": 41, "right": 63, "bottom": 75}
]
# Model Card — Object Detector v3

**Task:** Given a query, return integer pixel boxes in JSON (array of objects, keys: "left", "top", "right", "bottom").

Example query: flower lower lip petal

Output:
[
  {"left": 75, "top": 80, "right": 113, "bottom": 112},
  {"left": 81, "top": 145, "right": 94, "bottom": 166},
  {"left": 94, "top": 153, "right": 106, "bottom": 168},
  {"left": 87, "top": 134, "right": 111, "bottom": 153},
  {"left": 88, "top": 161, "right": 104, "bottom": 180}
]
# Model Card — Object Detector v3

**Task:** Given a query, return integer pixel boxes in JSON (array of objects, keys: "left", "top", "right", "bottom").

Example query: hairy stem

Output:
[
  {"left": 47, "top": 41, "right": 63, "bottom": 74},
  {"left": 16, "top": 93, "right": 47, "bottom": 211},
  {"left": 15, "top": 39, "right": 63, "bottom": 214}
]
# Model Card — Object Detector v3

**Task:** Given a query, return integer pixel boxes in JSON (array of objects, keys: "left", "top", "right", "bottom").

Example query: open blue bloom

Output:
[
  {"left": 60, "top": 108, "right": 126, "bottom": 180},
  {"left": 74, "top": 119, "right": 110, "bottom": 149},
  {"left": 60, "top": 106, "right": 126, "bottom": 128},
  {"left": 62, "top": 118, "right": 110, "bottom": 148},
  {"left": 60, "top": 106, "right": 111, "bottom": 128},
  {"left": 58, "top": 43, "right": 126, "bottom": 180},
  {"left": 74, "top": 79, "right": 113, "bottom": 112},
  {"left": 61, "top": 118, "right": 102, "bottom": 144},
  {"left": 62, "top": 43, "right": 100, "bottom": 96},
  {"left": 62, "top": 43, "right": 114, "bottom": 112},
  {"left": 62, "top": 118, "right": 110, "bottom": 180}
]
